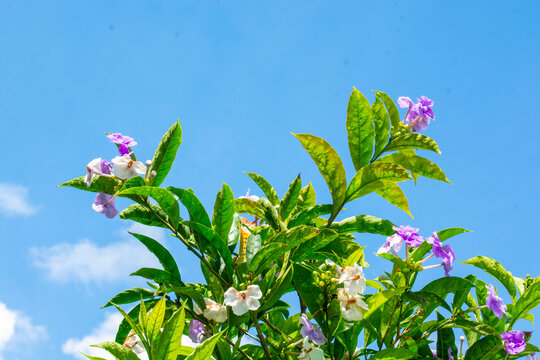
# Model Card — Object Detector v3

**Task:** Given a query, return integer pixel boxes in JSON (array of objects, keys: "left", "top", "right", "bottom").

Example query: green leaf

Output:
[
  {"left": 374, "top": 91, "right": 401, "bottom": 135},
  {"left": 371, "top": 98, "right": 391, "bottom": 159},
  {"left": 279, "top": 174, "right": 302, "bottom": 220},
  {"left": 378, "top": 152, "right": 450, "bottom": 183},
  {"left": 421, "top": 277, "right": 475, "bottom": 299},
  {"left": 385, "top": 133, "right": 441, "bottom": 154},
  {"left": 103, "top": 288, "right": 155, "bottom": 308},
  {"left": 296, "top": 182, "right": 316, "bottom": 210},
  {"left": 167, "top": 187, "right": 211, "bottom": 227},
  {"left": 244, "top": 172, "right": 280, "bottom": 205},
  {"left": 403, "top": 291, "right": 452, "bottom": 312},
  {"left": 294, "top": 228, "right": 340, "bottom": 261},
  {"left": 261, "top": 265, "right": 294, "bottom": 310},
  {"left": 346, "top": 88, "right": 374, "bottom": 170},
  {"left": 159, "top": 286, "right": 205, "bottom": 310},
  {"left": 345, "top": 162, "right": 411, "bottom": 202},
  {"left": 464, "top": 335, "right": 503, "bottom": 360},
  {"left": 257, "top": 197, "right": 283, "bottom": 231},
  {"left": 146, "top": 297, "right": 166, "bottom": 344},
  {"left": 119, "top": 187, "right": 180, "bottom": 225},
  {"left": 212, "top": 183, "right": 235, "bottom": 242},
  {"left": 370, "top": 348, "right": 416, "bottom": 360},
  {"left": 453, "top": 275, "right": 476, "bottom": 311},
  {"left": 511, "top": 281, "right": 540, "bottom": 326},
  {"left": 130, "top": 268, "right": 177, "bottom": 285},
  {"left": 156, "top": 302, "right": 187, "bottom": 360},
  {"left": 115, "top": 300, "right": 154, "bottom": 344},
  {"left": 91, "top": 341, "right": 141, "bottom": 360},
  {"left": 184, "top": 331, "right": 224, "bottom": 360},
  {"left": 437, "top": 312, "right": 458, "bottom": 360},
  {"left": 364, "top": 289, "right": 400, "bottom": 320},
  {"left": 374, "top": 182, "right": 412, "bottom": 217},
  {"left": 288, "top": 204, "right": 333, "bottom": 228},
  {"left": 234, "top": 197, "right": 265, "bottom": 219},
  {"left": 119, "top": 204, "right": 168, "bottom": 228},
  {"left": 83, "top": 355, "right": 108, "bottom": 360},
  {"left": 329, "top": 215, "right": 394, "bottom": 236},
  {"left": 58, "top": 175, "right": 119, "bottom": 194},
  {"left": 149, "top": 120, "right": 182, "bottom": 186},
  {"left": 130, "top": 233, "right": 181, "bottom": 283},
  {"left": 110, "top": 303, "right": 146, "bottom": 354},
  {"left": 293, "top": 133, "right": 347, "bottom": 216},
  {"left": 438, "top": 227, "right": 471, "bottom": 241},
  {"left": 461, "top": 256, "right": 517, "bottom": 301}
]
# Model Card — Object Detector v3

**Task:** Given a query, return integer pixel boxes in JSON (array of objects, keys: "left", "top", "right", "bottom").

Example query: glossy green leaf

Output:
[
  {"left": 167, "top": 187, "right": 211, "bottom": 227},
  {"left": 453, "top": 274, "right": 476, "bottom": 311},
  {"left": 374, "top": 91, "right": 401, "bottom": 135},
  {"left": 385, "top": 133, "right": 441, "bottom": 154},
  {"left": 156, "top": 302, "right": 187, "bottom": 360},
  {"left": 130, "top": 268, "right": 177, "bottom": 285},
  {"left": 184, "top": 331, "right": 224, "bottom": 360},
  {"left": 110, "top": 303, "right": 146, "bottom": 354},
  {"left": 244, "top": 172, "right": 280, "bottom": 205},
  {"left": 130, "top": 232, "right": 181, "bottom": 283},
  {"left": 212, "top": 183, "right": 235, "bottom": 242},
  {"left": 378, "top": 152, "right": 450, "bottom": 183},
  {"left": 444, "top": 319, "right": 499, "bottom": 337},
  {"left": 91, "top": 341, "right": 141, "bottom": 360},
  {"left": 346, "top": 88, "right": 374, "bottom": 170},
  {"left": 293, "top": 133, "right": 347, "bottom": 215},
  {"left": 261, "top": 265, "right": 294, "bottom": 310},
  {"left": 421, "top": 277, "right": 475, "bottom": 298},
  {"left": 83, "top": 355, "right": 108, "bottom": 360},
  {"left": 329, "top": 215, "right": 394, "bottom": 236},
  {"left": 234, "top": 197, "right": 265, "bottom": 219},
  {"left": 119, "top": 204, "right": 168, "bottom": 228},
  {"left": 403, "top": 291, "right": 452, "bottom": 312},
  {"left": 345, "top": 162, "right": 411, "bottom": 202},
  {"left": 159, "top": 286, "right": 205, "bottom": 310},
  {"left": 146, "top": 297, "right": 166, "bottom": 344},
  {"left": 370, "top": 348, "right": 416, "bottom": 360},
  {"left": 149, "top": 120, "right": 182, "bottom": 186},
  {"left": 279, "top": 174, "right": 302, "bottom": 220},
  {"left": 288, "top": 204, "right": 333, "bottom": 227},
  {"left": 462, "top": 256, "right": 517, "bottom": 301},
  {"left": 58, "top": 175, "right": 119, "bottom": 194},
  {"left": 296, "top": 182, "right": 316, "bottom": 210},
  {"left": 511, "top": 281, "right": 540, "bottom": 326},
  {"left": 374, "top": 182, "right": 412, "bottom": 217},
  {"left": 364, "top": 289, "right": 400, "bottom": 320},
  {"left": 294, "top": 228, "right": 340, "bottom": 261},
  {"left": 257, "top": 197, "right": 283, "bottom": 231},
  {"left": 114, "top": 300, "right": 157, "bottom": 344},
  {"left": 102, "top": 288, "right": 155, "bottom": 308},
  {"left": 438, "top": 227, "right": 471, "bottom": 241},
  {"left": 437, "top": 312, "right": 458, "bottom": 360},
  {"left": 119, "top": 187, "right": 180, "bottom": 225},
  {"left": 371, "top": 98, "right": 391, "bottom": 159},
  {"left": 464, "top": 335, "right": 503, "bottom": 360}
]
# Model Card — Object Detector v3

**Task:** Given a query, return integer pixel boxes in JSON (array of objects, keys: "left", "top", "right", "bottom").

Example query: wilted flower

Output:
[
  {"left": 378, "top": 225, "right": 423, "bottom": 254},
  {"left": 337, "top": 289, "right": 369, "bottom": 322},
  {"left": 107, "top": 133, "right": 138, "bottom": 156},
  {"left": 188, "top": 320, "right": 207, "bottom": 343},
  {"left": 92, "top": 192, "right": 118, "bottom": 218},
  {"left": 194, "top": 298, "right": 228, "bottom": 323},
  {"left": 501, "top": 330, "right": 527, "bottom": 355},
  {"left": 124, "top": 331, "right": 147, "bottom": 358},
  {"left": 223, "top": 285, "right": 262, "bottom": 316},
  {"left": 486, "top": 284, "right": 507, "bottom": 319},
  {"left": 337, "top": 263, "right": 366, "bottom": 296},
  {"left": 239, "top": 189, "right": 260, "bottom": 202},
  {"left": 299, "top": 314, "right": 326, "bottom": 345},
  {"left": 298, "top": 337, "right": 325, "bottom": 360},
  {"left": 398, "top": 96, "right": 435, "bottom": 132},
  {"left": 85, "top": 158, "right": 112, "bottom": 187},
  {"left": 111, "top": 156, "right": 147, "bottom": 179}
]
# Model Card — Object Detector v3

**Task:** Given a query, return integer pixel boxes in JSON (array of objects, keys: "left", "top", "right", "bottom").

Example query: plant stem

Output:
[{"left": 252, "top": 312, "right": 272, "bottom": 360}]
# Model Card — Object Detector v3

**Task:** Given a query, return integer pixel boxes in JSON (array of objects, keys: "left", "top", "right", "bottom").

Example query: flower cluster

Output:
[
  {"left": 398, "top": 96, "right": 435, "bottom": 132},
  {"left": 335, "top": 263, "right": 369, "bottom": 322}
]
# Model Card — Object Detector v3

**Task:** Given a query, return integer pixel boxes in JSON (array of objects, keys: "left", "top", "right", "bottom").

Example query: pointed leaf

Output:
[
  {"left": 212, "top": 183, "right": 235, "bottom": 242},
  {"left": 372, "top": 98, "right": 391, "bottom": 158},
  {"left": 296, "top": 182, "right": 316, "bottom": 209},
  {"left": 131, "top": 268, "right": 178, "bottom": 285},
  {"left": 461, "top": 256, "right": 517, "bottom": 301},
  {"left": 329, "top": 215, "right": 394, "bottom": 236},
  {"left": 103, "top": 288, "right": 155, "bottom": 308},
  {"left": 156, "top": 302, "right": 187, "bottom": 360},
  {"left": 345, "top": 162, "right": 411, "bottom": 202},
  {"left": 463, "top": 335, "right": 503, "bottom": 360},
  {"left": 91, "top": 341, "right": 141, "bottom": 360},
  {"left": 288, "top": 204, "right": 333, "bottom": 228},
  {"left": 375, "top": 182, "right": 412, "bottom": 217},
  {"left": 293, "top": 133, "right": 347, "bottom": 215},
  {"left": 184, "top": 331, "right": 224, "bottom": 360},
  {"left": 279, "top": 174, "right": 302, "bottom": 220},
  {"left": 385, "top": 133, "right": 441, "bottom": 154},
  {"left": 378, "top": 152, "right": 450, "bottom": 183},
  {"left": 421, "top": 277, "right": 475, "bottom": 298},
  {"left": 119, "top": 187, "right": 180, "bottom": 225},
  {"left": 244, "top": 172, "right": 280, "bottom": 205},
  {"left": 371, "top": 348, "right": 416, "bottom": 360},
  {"left": 257, "top": 197, "right": 283, "bottom": 231},
  {"left": 147, "top": 297, "right": 167, "bottom": 344},
  {"left": 167, "top": 187, "right": 211, "bottom": 227},
  {"left": 149, "top": 120, "right": 182, "bottom": 186},
  {"left": 234, "top": 197, "right": 265, "bottom": 219},
  {"left": 59, "top": 175, "right": 119, "bottom": 194},
  {"left": 511, "top": 281, "right": 540, "bottom": 326},
  {"left": 438, "top": 227, "right": 471, "bottom": 241},
  {"left": 130, "top": 232, "right": 181, "bottom": 283},
  {"left": 119, "top": 204, "right": 168, "bottom": 228},
  {"left": 346, "top": 88, "right": 374, "bottom": 170},
  {"left": 374, "top": 91, "right": 401, "bottom": 135}
]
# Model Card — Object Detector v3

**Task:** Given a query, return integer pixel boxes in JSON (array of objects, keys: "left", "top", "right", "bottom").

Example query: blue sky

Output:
[{"left": 0, "top": 1, "right": 539, "bottom": 359}]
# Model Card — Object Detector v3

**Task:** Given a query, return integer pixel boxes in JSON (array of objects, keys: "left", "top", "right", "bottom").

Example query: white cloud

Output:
[
  {"left": 0, "top": 301, "right": 47, "bottom": 360},
  {"left": 119, "top": 222, "right": 166, "bottom": 244},
  {"left": 0, "top": 183, "right": 38, "bottom": 216},
  {"left": 62, "top": 312, "right": 122, "bottom": 360}
]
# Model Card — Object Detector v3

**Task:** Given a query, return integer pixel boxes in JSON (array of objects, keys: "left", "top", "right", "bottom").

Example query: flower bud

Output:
[
  {"left": 150, "top": 170, "right": 157, "bottom": 178},
  {"left": 318, "top": 281, "right": 325, "bottom": 287},
  {"left": 146, "top": 160, "right": 152, "bottom": 166}
]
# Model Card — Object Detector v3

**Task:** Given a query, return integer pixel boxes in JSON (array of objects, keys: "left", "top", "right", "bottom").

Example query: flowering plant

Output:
[{"left": 60, "top": 89, "right": 539, "bottom": 360}]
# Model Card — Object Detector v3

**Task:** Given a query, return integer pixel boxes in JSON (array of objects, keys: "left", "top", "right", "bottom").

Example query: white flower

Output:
[
  {"left": 194, "top": 298, "right": 227, "bottom": 323},
  {"left": 337, "top": 289, "right": 369, "bottom": 322},
  {"left": 111, "top": 156, "right": 147, "bottom": 179},
  {"left": 124, "top": 331, "right": 148, "bottom": 360},
  {"left": 298, "top": 337, "right": 325, "bottom": 360},
  {"left": 223, "top": 285, "right": 262, "bottom": 316},
  {"left": 85, "top": 157, "right": 111, "bottom": 187},
  {"left": 376, "top": 234, "right": 403, "bottom": 254},
  {"left": 337, "top": 263, "right": 366, "bottom": 296}
]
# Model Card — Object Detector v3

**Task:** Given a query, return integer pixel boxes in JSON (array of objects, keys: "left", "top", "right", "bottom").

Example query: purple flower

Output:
[
  {"left": 100, "top": 159, "right": 112, "bottom": 174},
  {"left": 92, "top": 192, "right": 118, "bottom": 218},
  {"left": 526, "top": 353, "right": 540, "bottom": 360},
  {"left": 448, "top": 348, "right": 454, "bottom": 360},
  {"left": 107, "top": 133, "right": 138, "bottom": 156},
  {"left": 431, "top": 349, "right": 437, "bottom": 357},
  {"left": 426, "top": 232, "right": 455, "bottom": 277},
  {"left": 300, "top": 314, "right": 326, "bottom": 345},
  {"left": 85, "top": 157, "right": 112, "bottom": 187},
  {"left": 189, "top": 320, "right": 207, "bottom": 343},
  {"left": 486, "top": 284, "right": 507, "bottom": 319},
  {"left": 394, "top": 225, "right": 424, "bottom": 247},
  {"left": 501, "top": 330, "right": 527, "bottom": 355},
  {"left": 397, "top": 95, "right": 435, "bottom": 132}
]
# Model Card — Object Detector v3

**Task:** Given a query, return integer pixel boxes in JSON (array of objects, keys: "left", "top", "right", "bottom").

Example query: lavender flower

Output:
[
  {"left": 448, "top": 348, "right": 454, "bottom": 360},
  {"left": 398, "top": 96, "right": 435, "bottom": 132},
  {"left": 189, "top": 320, "right": 207, "bottom": 343},
  {"left": 300, "top": 314, "right": 326, "bottom": 345},
  {"left": 107, "top": 133, "right": 138, "bottom": 156},
  {"left": 426, "top": 232, "right": 455, "bottom": 277},
  {"left": 378, "top": 225, "right": 424, "bottom": 254},
  {"left": 92, "top": 192, "right": 118, "bottom": 218},
  {"left": 526, "top": 353, "right": 540, "bottom": 360},
  {"left": 486, "top": 284, "right": 507, "bottom": 319},
  {"left": 501, "top": 330, "right": 527, "bottom": 355},
  {"left": 85, "top": 157, "right": 112, "bottom": 187}
]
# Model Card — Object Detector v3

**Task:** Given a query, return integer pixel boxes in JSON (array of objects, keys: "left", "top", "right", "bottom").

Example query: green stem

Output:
[{"left": 252, "top": 312, "right": 272, "bottom": 360}]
